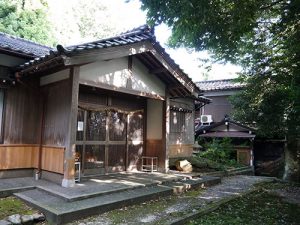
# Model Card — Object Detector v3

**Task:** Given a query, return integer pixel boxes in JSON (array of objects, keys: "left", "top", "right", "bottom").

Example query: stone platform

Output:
[{"left": 0, "top": 172, "right": 221, "bottom": 224}]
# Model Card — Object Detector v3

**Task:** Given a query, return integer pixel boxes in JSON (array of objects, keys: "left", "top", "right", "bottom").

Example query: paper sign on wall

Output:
[{"left": 77, "top": 121, "right": 84, "bottom": 131}]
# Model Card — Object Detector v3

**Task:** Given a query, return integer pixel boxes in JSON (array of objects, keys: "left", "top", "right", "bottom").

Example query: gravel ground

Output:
[
  {"left": 272, "top": 185, "right": 300, "bottom": 205},
  {"left": 68, "top": 175, "right": 273, "bottom": 225}
]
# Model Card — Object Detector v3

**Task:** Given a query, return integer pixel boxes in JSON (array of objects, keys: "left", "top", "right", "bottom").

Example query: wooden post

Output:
[
  {"left": 143, "top": 101, "right": 147, "bottom": 160},
  {"left": 162, "top": 89, "right": 170, "bottom": 172},
  {"left": 37, "top": 94, "right": 46, "bottom": 177},
  {"left": 62, "top": 67, "right": 80, "bottom": 187},
  {"left": 126, "top": 56, "right": 133, "bottom": 89},
  {"left": 250, "top": 139, "right": 254, "bottom": 167}
]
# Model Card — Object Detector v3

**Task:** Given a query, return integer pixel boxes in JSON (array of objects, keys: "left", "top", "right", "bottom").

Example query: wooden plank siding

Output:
[
  {"left": 0, "top": 145, "right": 38, "bottom": 170},
  {"left": 0, "top": 145, "right": 64, "bottom": 174},
  {"left": 0, "top": 78, "right": 67, "bottom": 175},
  {"left": 145, "top": 139, "right": 164, "bottom": 168},
  {"left": 169, "top": 144, "right": 194, "bottom": 158},
  {"left": 41, "top": 146, "right": 64, "bottom": 174},
  {"left": 4, "top": 82, "right": 42, "bottom": 144},
  {"left": 42, "top": 79, "right": 71, "bottom": 146}
]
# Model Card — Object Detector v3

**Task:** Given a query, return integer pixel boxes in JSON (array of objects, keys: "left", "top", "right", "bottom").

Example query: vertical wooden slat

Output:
[
  {"left": 42, "top": 79, "right": 71, "bottom": 146},
  {"left": 4, "top": 81, "right": 41, "bottom": 144}
]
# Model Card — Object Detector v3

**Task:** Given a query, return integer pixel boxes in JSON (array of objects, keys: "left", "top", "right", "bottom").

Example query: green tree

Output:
[
  {"left": 0, "top": 0, "right": 55, "bottom": 46},
  {"left": 140, "top": 0, "right": 300, "bottom": 182},
  {"left": 47, "top": 0, "right": 138, "bottom": 46}
]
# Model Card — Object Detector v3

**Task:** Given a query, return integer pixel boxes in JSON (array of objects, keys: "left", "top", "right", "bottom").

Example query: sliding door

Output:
[{"left": 75, "top": 109, "right": 143, "bottom": 175}]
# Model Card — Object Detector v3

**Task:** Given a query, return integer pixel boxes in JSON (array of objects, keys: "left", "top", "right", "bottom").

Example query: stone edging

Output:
[
  {"left": 201, "top": 166, "right": 254, "bottom": 177},
  {"left": 0, "top": 213, "right": 45, "bottom": 225}
]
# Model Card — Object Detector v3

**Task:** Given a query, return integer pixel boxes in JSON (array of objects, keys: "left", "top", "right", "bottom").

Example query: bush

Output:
[{"left": 197, "top": 138, "right": 239, "bottom": 167}]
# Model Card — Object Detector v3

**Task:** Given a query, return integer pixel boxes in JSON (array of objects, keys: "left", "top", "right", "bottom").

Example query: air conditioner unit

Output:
[{"left": 200, "top": 115, "right": 213, "bottom": 124}]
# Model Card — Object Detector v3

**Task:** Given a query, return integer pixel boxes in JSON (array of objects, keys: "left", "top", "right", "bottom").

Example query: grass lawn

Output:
[
  {"left": 189, "top": 182, "right": 300, "bottom": 225},
  {"left": 0, "top": 197, "right": 37, "bottom": 220}
]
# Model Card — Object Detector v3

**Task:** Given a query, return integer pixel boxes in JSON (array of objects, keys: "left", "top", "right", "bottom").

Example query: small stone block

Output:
[
  {"left": 0, "top": 220, "right": 12, "bottom": 225},
  {"left": 7, "top": 214, "right": 21, "bottom": 225},
  {"left": 32, "top": 213, "right": 45, "bottom": 222},
  {"left": 21, "top": 215, "right": 34, "bottom": 225}
]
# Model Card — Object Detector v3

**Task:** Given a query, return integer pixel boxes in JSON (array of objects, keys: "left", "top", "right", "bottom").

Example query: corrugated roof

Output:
[
  {"left": 0, "top": 32, "right": 52, "bottom": 58},
  {"left": 196, "top": 79, "right": 245, "bottom": 91}
]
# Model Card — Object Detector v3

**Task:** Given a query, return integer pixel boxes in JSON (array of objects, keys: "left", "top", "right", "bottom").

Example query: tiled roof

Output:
[
  {"left": 63, "top": 25, "right": 154, "bottom": 53},
  {"left": 17, "top": 25, "right": 156, "bottom": 73},
  {"left": 195, "top": 116, "right": 256, "bottom": 138},
  {"left": 195, "top": 79, "right": 245, "bottom": 91},
  {"left": 17, "top": 25, "right": 200, "bottom": 93},
  {"left": 0, "top": 32, "right": 52, "bottom": 58},
  {"left": 198, "top": 131, "right": 255, "bottom": 138}
]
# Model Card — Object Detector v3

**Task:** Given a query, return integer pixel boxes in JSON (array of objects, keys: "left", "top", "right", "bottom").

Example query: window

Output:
[
  {"left": 170, "top": 110, "right": 186, "bottom": 133},
  {"left": 169, "top": 107, "right": 192, "bottom": 143}
]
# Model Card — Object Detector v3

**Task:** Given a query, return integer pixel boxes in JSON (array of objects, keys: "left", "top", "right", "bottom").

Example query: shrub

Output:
[{"left": 197, "top": 138, "right": 237, "bottom": 166}]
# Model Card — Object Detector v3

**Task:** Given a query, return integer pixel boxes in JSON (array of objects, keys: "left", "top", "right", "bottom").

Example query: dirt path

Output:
[{"left": 69, "top": 175, "right": 274, "bottom": 225}]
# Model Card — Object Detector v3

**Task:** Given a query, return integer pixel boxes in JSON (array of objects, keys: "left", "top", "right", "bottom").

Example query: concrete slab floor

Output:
[{"left": 0, "top": 171, "right": 198, "bottom": 198}]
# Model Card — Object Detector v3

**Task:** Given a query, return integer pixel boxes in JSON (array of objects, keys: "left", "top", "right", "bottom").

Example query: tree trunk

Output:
[{"left": 283, "top": 136, "right": 300, "bottom": 182}]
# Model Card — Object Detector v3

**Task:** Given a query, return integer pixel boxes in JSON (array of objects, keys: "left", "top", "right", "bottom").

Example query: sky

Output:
[{"left": 47, "top": 0, "right": 241, "bottom": 82}]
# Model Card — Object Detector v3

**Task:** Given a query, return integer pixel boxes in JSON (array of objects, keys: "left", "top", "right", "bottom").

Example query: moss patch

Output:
[
  {"left": 189, "top": 182, "right": 300, "bottom": 225},
  {"left": 0, "top": 197, "right": 36, "bottom": 219},
  {"left": 106, "top": 196, "right": 177, "bottom": 224},
  {"left": 105, "top": 187, "right": 206, "bottom": 224}
]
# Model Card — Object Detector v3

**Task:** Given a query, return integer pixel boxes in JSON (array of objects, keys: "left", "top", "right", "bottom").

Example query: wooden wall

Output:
[
  {"left": 0, "top": 77, "right": 68, "bottom": 176},
  {"left": 201, "top": 95, "right": 232, "bottom": 122},
  {"left": 0, "top": 145, "right": 38, "bottom": 170},
  {"left": 42, "top": 79, "right": 71, "bottom": 146},
  {"left": 41, "top": 146, "right": 64, "bottom": 174},
  {"left": 79, "top": 56, "right": 165, "bottom": 99},
  {"left": 169, "top": 144, "right": 194, "bottom": 158},
  {"left": 4, "top": 81, "right": 42, "bottom": 144},
  {"left": 0, "top": 145, "right": 64, "bottom": 174},
  {"left": 145, "top": 139, "right": 165, "bottom": 169}
]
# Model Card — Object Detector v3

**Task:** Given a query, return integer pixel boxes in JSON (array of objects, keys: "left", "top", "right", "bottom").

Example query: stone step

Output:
[
  {"left": 15, "top": 185, "right": 173, "bottom": 225},
  {"left": 0, "top": 186, "right": 35, "bottom": 198},
  {"left": 33, "top": 173, "right": 209, "bottom": 202},
  {"left": 34, "top": 175, "right": 185, "bottom": 202},
  {"left": 15, "top": 176, "right": 220, "bottom": 225},
  {"left": 35, "top": 182, "right": 151, "bottom": 202}
]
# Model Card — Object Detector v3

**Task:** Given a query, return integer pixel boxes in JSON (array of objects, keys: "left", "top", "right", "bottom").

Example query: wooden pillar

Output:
[
  {"left": 250, "top": 139, "right": 254, "bottom": 167},
  {"left": 162, "top": 90, "right": 170, "bottom": 172},
  {"left": 62, "top": 67, "right": 80, "bottom": 187}
]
